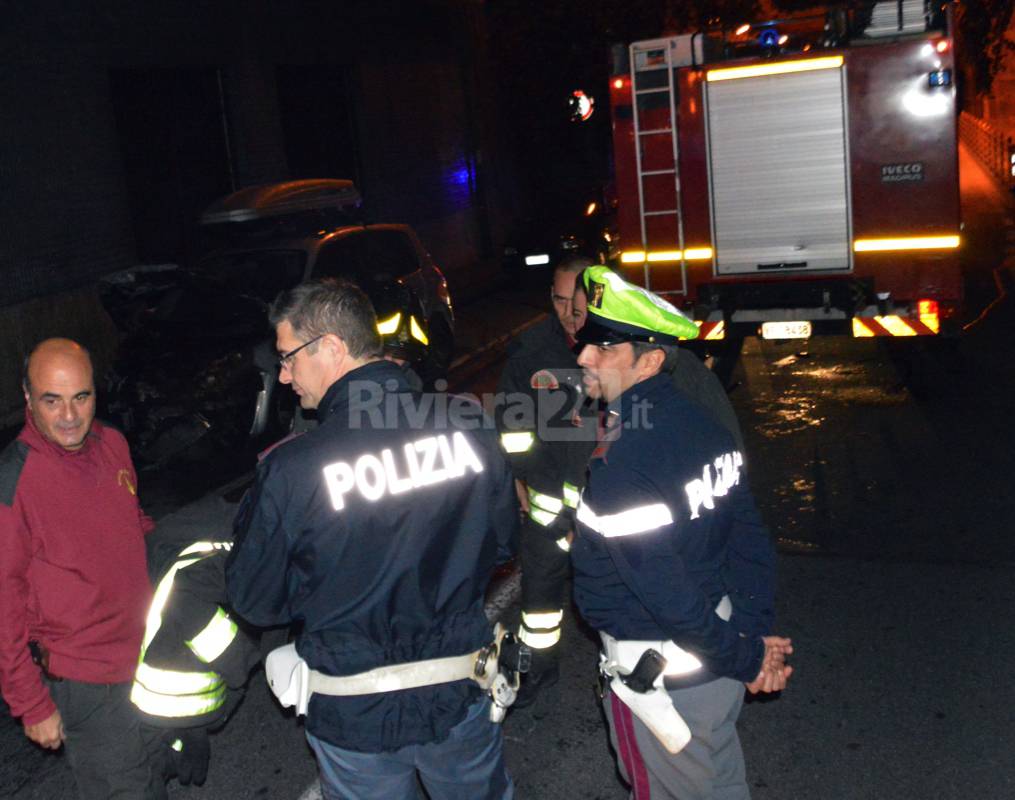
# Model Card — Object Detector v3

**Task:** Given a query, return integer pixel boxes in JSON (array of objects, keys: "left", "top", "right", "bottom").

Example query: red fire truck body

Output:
[{"left": 608, "top": 3, "right": 960, "bottom": 343}]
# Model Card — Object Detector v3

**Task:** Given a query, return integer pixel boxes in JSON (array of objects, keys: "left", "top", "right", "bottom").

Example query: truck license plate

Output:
[{"left": 761, "top": 321, "right": 812, "bottom": 340}]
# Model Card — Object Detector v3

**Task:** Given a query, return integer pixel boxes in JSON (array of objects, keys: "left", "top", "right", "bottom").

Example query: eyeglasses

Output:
[{"left": 278, "top": 335, "right": 324, "bottom": 369}]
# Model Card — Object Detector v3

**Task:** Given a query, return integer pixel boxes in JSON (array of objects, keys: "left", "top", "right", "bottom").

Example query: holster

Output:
[
  {"left": 265, "top": 642, "right": 311, "bottom": 715},
  {"left": 608, "top": 675, "right": 691, "bottom": 755}
]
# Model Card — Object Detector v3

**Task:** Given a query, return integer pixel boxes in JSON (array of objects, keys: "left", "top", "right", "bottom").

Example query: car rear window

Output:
[{"left": 365, "top": 230, "right": 421, "bottom": 279}]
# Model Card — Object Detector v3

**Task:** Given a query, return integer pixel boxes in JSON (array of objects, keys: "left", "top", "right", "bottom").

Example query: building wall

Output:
[
  {"left": 979, "top": 14, "right": 1015, "bottom": 136},
  {"left": 0, "top": 0, "right": 510, "bottom": 421}
]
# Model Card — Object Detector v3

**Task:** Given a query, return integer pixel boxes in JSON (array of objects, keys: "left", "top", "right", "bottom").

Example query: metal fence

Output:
[{"left": 960, "top": 111, "right": 1014, "bottom": 190}]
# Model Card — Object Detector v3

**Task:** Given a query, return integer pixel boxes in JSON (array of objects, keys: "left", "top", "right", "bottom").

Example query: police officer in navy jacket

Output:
[
  {"left": 226, "top": 279, "right": 517, "bottom": 800},
  {"left": 571, "top": 267, "right": 794, "bottom": 800}
]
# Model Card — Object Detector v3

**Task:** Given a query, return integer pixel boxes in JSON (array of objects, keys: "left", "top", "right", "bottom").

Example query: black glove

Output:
[{"left": 170, "top": 727, "right": 210, "bottom": 786}]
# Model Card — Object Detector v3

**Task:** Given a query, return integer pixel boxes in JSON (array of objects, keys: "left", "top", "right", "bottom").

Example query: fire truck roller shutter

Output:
[{"left": 705, "top": 61, "right": 851, "bottom": 276}]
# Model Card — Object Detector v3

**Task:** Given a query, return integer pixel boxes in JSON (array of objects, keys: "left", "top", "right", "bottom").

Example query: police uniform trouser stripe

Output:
[
  {"left": 519, "top": 610, "right": 563, "bottom": 650},
  {"left": 186, "top": 607, "right": 239, "bottom": 664},
  {"left": 576, "top": 501, "right": 674, "bottom": 538},
  {"left": 501, "top": 431, "right": 535, "bottom": 453}
]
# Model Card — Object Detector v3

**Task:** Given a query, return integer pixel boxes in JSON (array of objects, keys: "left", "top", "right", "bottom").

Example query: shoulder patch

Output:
[
  {"left": 0, "top": 440, "right": 29, "bottom": 507},
  {"left": 530, "top": 369, "right": 560, "bottom": 390}
]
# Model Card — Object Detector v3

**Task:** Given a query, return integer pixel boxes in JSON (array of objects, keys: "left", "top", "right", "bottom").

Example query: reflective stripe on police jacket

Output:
[{"left": 576, "top": 498, "right": 674, "bottom": 538}]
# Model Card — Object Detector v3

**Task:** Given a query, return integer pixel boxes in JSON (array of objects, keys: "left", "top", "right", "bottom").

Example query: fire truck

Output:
[{"left": 608, "top": 1, "right": 960, "bottom": 356}]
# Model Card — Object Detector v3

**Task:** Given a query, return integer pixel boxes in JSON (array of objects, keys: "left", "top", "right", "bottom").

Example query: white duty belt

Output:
[
  {"left": 265, "top": 623, "right": 513, "bottom": 720},
  {"left": 599, "top": 594, "right": 732, "bottom": 688},
  {"left": 598, "top": 595, "right": 733, "bottom": 755}
]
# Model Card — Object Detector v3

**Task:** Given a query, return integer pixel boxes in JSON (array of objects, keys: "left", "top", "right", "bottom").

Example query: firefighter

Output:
[
  {"left": 372, "top": 278, "right": 430, "bottom": 391},
  {"left": 571, "top": 266, "right": 793, "bottom": 799},
  {"left": 130, "top": 530, "right": 259, "bottom": 790},
  {"left": 225, "top": 278, "right": 517, "bottom": 799},
  {"left": 496, "top": 256, "right": 599, "bottom": 707}
]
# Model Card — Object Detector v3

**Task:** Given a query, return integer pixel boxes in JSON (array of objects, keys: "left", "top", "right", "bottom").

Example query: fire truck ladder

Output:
[{"left": 629, "top": 38, "right": 687, "bottom": 297}]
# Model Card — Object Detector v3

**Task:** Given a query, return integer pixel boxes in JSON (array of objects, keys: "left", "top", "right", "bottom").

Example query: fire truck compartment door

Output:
[{"left": 705, "top": 66, "right": 850, "bottom": 275}]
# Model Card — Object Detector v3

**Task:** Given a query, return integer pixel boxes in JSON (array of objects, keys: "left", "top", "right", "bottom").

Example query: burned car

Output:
[{"left": 100, "top": 180, "right": 454, "bottom": 467}]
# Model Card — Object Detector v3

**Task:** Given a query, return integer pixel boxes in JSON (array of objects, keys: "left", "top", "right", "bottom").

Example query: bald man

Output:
[{"left": 0, "top": 339, "right": 163, "bottom": 798}]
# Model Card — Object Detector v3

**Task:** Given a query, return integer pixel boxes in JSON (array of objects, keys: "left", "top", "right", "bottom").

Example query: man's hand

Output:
[
  {"left": 25, "top": 711, "right": 64, "bottom": 750},
  {"left": 745, "top": 636, "right": 794, "bottom": 694}
]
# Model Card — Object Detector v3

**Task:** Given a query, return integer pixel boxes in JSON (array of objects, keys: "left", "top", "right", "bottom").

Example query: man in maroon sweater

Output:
[{"left": 0, "top": 338, "right": 162, "bottom": 798}]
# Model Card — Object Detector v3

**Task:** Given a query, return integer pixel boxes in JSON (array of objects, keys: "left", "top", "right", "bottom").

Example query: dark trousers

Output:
[
  {"left": 307, "top": 697, "right": 513, "bottom": 800},
  {"left": 48, "top": 679, "right": 166, "bottom": 800},
  {"left": 519, "top": 517, "right": 570, "bottom": 664}
]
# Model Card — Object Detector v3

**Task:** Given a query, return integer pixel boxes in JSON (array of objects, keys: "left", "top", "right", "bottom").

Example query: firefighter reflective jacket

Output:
[
  {"left": 225, "top": 360, "right": 517, "bottom": 753},
  {"left": 496, "top": 315, "right": 599, "bottom": 535},
  {"left": 131, "top": 538, "right": 258, "bottom": 728},
  {"left": 571, "top": 372, "right": 776, "bottom": 686}
]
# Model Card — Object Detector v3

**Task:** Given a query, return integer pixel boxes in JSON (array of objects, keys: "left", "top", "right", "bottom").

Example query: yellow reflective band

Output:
[
  {"left": 142, "top": 542, "right": 230, "bottom": 652},
  {"left": 683, "top": 247, "right": 713, "bottom": 260},
  {"left": 143, "top": 557, "right": 203, "bottom": 651},
  {"left": 707, "top": 55, "right": 843, "bottom": 82},
  {"left": 518, "top": 627, "right": 561, "bottom": 649},
  {"left": 576, "top": 500, "right": 674, "bottom": 538},
  {"left": 528, "top": 506, "right": 559, "bottom": 527},
  {"left": 409, "top": 315, "right": 429, "bottom": 345},
  {"left": 527, "top": 487, "right": 564, "bottom": 514},
  {"left": 647, "top": 250, "right": 683, "bottom": 263},
  {"left": 186, "top": 607, "right": 238, "bottom": 664},
  {"left": 130, "top": 677, "right": 227, "bottom": 719},
  {"left": 172, "top": 739, "right": 183, "bottom": 752},
  {"left": 522, "top": 610, "right": 564, "bottom": 628},
  {"left": 376, "top": 312, "right": 402, "bottom": 335},
  {"left": 620, "top": 247, "right": 713, "bottom": 264},
  {"left": 527, "top": 487, "right": 563, "bottom": 527},
  {"left": 853, "top": 235, "right": 960, "bottom": 252},
  {"left": 500, "top": 431, "right": 535, "bottom": 454},
  {"left": 136, "top": 662, "right": 224, "bottom": 695},
  {"left": 562, "top": 482, "right": 580, "bottom": 509},
  {"left": 556, "top": 536, "right": 571, "bottom": 552},
  {"left": 519, "top": 610, "right": 563, "bottom": 650}
]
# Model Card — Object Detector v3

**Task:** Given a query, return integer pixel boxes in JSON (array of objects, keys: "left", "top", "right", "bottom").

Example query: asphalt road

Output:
[{"left": 3, "top": 148, "right": 1014, "bottom": 798}]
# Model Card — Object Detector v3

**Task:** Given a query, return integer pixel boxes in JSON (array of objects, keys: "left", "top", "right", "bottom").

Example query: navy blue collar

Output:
[
  {"left": 318, "top": 360, "right": 410, "bottom": 425},
  {"left": 610, "top": 371, "right": 671, "bottom": 428}
]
